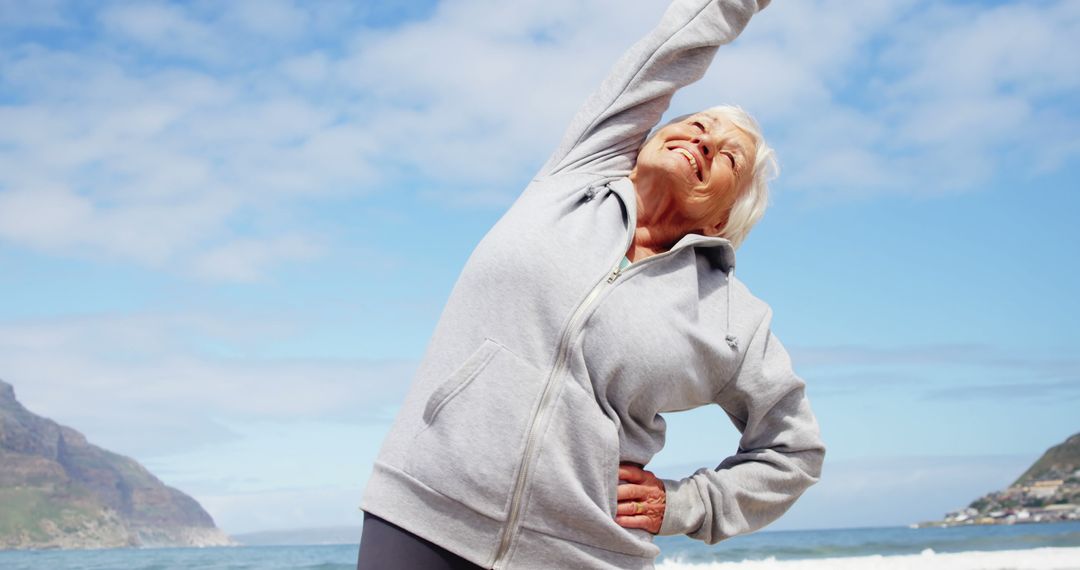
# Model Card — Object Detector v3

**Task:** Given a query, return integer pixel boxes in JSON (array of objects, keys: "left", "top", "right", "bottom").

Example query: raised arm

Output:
[
  {"left": 658, "top": 307, "right": 826, "bottom": 542},
  {"left": 538, "top": 0, "right": 771, "bottom": 178}
]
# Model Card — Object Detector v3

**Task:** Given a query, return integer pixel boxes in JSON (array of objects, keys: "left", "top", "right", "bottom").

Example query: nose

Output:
[{"left": 691, "top": 136, "right": 711, "bottom": 159}]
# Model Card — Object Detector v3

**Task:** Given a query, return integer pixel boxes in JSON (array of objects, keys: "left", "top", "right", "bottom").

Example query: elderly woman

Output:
[{"left": 358, "top": 0, "right": 824, "bottom": 568}]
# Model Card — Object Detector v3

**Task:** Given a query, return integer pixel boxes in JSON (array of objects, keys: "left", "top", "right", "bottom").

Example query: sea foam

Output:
[{"left": 655, "top": 546, "right": 1080, "bottom": 570}]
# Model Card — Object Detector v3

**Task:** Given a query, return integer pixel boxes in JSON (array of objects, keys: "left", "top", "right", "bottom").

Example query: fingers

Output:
[
  {"left": 615, "top": 463, "right": 665, "bottom": 534},
  {"left": 616, "top": 501, "right": 641, "bottom": 516},
  {"left": 616, "top": 483, "right": 652, "bottom": 501},
  {"left": 615, "top": 499, "right": 662, "bottom": 516},
  {"left": 618, "top": 463, "right": 646, "bottom": 483},
  {"left": 614, "top": 514, "right": 654, "bottom": 530}
]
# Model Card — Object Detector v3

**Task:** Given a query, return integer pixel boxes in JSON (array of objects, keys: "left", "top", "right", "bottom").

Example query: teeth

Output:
[{"left": 674, "top": 148, "right": 698, "bottom": 173}]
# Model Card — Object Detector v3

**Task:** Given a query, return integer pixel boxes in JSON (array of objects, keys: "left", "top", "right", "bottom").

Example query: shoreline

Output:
[{"left": 657, "top": 546, "right": 1080, "bottom": 569}]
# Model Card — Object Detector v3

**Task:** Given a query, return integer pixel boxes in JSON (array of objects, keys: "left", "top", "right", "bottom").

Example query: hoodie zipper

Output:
[
  {"left": 490, "top": 181, "right": 727, "bottom": 567},
  {"left": 491, "top": 258, "right": 623, "bottom": 568},
  {"left": 489, "top": 183, "right": 628, "bottom": 568}
]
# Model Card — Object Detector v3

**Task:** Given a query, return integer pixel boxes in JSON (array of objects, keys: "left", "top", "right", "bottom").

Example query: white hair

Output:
[
  {"left": 704, "top": 105, "right": 778, "bottom": 249},
  {"left": 647, "top": 105, "right": 779, "bottom": 249}
]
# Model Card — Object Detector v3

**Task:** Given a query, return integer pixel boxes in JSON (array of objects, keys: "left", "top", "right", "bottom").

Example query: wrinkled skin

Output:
[
  {"left": 627, "top": 111, "right": 756, "bottom": 262},
  {"left": 615, "top": 463, "right": 667, "bottom": 534}
]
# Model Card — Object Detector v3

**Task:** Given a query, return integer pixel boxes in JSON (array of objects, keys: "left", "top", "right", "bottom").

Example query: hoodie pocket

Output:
[
  {"left": 404, "top": 338, "right": 546, "bottom": 520},
  {"left": 519, "top": 380, "right": 653, "bottom": 557}
]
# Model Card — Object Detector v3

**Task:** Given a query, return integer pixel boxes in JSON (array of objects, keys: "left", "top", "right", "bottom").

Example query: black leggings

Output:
[{"left": 356, "top": 512, "right": 485, "bottom": 570}]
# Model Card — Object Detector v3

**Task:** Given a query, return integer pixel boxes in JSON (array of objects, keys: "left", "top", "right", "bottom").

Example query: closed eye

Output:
[
  {"left": 690, "top": 121, "right": 706, "bottom": 133},
  {"left": 721, "top": 151, "right": 736, "bottom": 168}
]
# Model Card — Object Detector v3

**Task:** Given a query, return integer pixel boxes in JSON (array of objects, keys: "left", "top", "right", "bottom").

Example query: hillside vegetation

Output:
[{"left": 0, "top": 379, "right": 233, "bottom": 550}]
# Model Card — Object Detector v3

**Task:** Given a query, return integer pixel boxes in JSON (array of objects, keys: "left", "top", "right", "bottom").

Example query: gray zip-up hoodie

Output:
[{"left": 361, "top": 1, "right": 825, "bottom": 568}]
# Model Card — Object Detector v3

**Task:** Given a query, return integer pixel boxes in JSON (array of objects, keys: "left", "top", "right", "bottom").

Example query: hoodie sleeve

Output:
[
  {"left": 538, "top": 0, "right": 770, "bottom": 178},
  {"left": 657, "top": 307, "right": 826, "bottom": 542}
]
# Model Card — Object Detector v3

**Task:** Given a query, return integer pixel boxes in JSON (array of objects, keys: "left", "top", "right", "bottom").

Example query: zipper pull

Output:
[{"left": 606, "top": 266, "right": 621, "bottom": 283}]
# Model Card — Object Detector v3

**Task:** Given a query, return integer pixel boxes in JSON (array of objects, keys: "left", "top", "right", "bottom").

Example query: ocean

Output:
[{"left": 1, "top": 522, "right": 1078, "bottom": 569}]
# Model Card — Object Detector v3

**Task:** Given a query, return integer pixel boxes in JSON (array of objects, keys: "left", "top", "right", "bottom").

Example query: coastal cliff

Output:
[{"left": 0, "top": 379, "right": 233, "bottom": 550}]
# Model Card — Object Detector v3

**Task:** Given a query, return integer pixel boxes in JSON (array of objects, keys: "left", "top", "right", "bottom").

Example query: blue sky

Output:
[{"left": 1, "top": 0, "right": 1077, "bottom": 534}]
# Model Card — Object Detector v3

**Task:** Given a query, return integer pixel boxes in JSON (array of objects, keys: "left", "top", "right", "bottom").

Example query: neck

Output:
[
  {"left": 629, "top": 172, "right": 697, "bottom": 261},
  {"left": 626, "top": 228, "right": 668, "bottom": 262}
]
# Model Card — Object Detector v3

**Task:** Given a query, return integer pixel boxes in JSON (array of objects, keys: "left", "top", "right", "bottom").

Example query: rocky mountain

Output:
[
  {"left": 923, "top": 431, "right": 1080, "bottom": 527},
  {"left": 0, "top": 379, "right": 233, "bottom": 550}
]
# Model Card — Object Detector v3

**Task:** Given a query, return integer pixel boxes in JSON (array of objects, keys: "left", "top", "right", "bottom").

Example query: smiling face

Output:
[{"left": 630, "top": 111, "right": 757, "bottom": 242}]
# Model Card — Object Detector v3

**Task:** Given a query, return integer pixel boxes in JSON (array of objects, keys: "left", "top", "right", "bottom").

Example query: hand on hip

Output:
[{"left": 615, "top": 462, "right": 666, "bottom": 534}]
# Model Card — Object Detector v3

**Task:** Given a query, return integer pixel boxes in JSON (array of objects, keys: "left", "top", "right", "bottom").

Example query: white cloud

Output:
[
  {"left": 334, "top": 0, "right": 1079, "bottom": 199},
  {"left": 0, "top": 313, "right": 416, "bottom": 458},
  {"left": 99, "top": 2, "right": 227, "bottom": 63},
  {"left": 0, "top": 0, "right": 72, "bottom": 28},
  {"left": 220, "top": 0, "right": 310, "bottom": 40},
  {"left": 668, "top": 0, "right": 1079, "bottom": 196},
  {"left": 192, "top": 234, "right": 322, "bottom": 282},
  {"left": 0, "top": 185, "right": 93, "bottom": 249},
  {"left": 280, "top": 52, "right": 331, "bottom": 84},
  {"left": 0, "top": 34, "right": 363, "bottom": 277},
  {"left": 334, "top": 0, "right": 668, "bottom": 183},
  {"left": 883, "top": 2, "right": 1080, "bottom": 100},
  {"left": 2, "top": 0, "right": 1075, "bottom": 275}
]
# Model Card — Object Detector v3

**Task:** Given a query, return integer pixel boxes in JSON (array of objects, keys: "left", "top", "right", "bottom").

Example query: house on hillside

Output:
[{"left": 1025, "top": 480, "right": 1064, "bottom": 499}]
